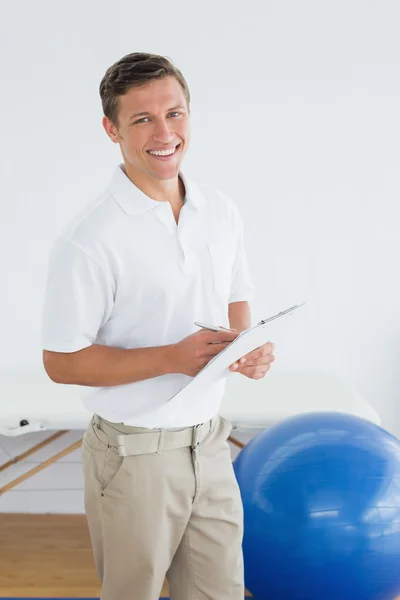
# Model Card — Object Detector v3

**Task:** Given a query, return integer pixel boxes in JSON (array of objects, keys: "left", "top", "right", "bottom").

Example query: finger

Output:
[
  {"left": 238, "top": 354, "right": 275, "bottom": 368},
  {"left": 243, "top": 343, "right": 275, "bottom": 362},
  {"left": 231, "top": 364, "right": 271, "bottom": 376},
  {"left": 229, "top": 356, "right": 247, "bottom": 370},
  {"left": 230, "top": 352, "right": 274, "bottom": 371},
  {"left": 243, "top": 367, "right": 270, "bottom": 379},
  {"left": 237, "top": 370, "right": 268, "bottom": 380},
  {"left": 206, "top": 330, "right": 239, "bottom": 345},
  {"left": 219, "top": 325, "right": 236, "bottom": 332},
  {"left": 205, "top": 341, "right": 235, "bottom": 357}
]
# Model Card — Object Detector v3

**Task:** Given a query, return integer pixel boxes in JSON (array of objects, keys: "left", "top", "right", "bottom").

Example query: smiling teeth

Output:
[{"left": 148, "top": 147, "right": 177, "bottom": 156}]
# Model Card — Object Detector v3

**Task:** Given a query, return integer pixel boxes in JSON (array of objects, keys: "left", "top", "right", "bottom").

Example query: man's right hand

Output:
[{"left": 171, "top": 329, "right": 239, "bottom": 377}]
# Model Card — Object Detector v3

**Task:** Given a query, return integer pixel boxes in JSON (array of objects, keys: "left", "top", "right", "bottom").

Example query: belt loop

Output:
[
  {"left": 157, "top": 429, "right": 165, "bottom": 453},
  {"left": 116, "top": 434, "right": 128, "bottom": 457},
  {"left": 192, "top": 424, "right": 201, "bottom": 449}
]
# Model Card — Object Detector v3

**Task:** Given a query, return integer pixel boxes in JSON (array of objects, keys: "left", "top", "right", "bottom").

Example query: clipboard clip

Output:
[{"left": 258, "top": 302, "right": 307, "bottom": 325}]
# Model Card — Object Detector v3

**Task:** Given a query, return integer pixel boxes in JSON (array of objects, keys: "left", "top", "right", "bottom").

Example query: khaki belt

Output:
[{"left": 93, "top": 414, "right": 218, "bottom": 457}]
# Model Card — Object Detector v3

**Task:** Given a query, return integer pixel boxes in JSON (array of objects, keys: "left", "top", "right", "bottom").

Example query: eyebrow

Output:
[{"left": 128, "top": 105, "right": 186, "bottom": 121}]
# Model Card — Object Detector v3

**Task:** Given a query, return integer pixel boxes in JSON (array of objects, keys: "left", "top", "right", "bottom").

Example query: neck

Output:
[{"left": 122, "top": 163, "right": 185, "bottom": 206}]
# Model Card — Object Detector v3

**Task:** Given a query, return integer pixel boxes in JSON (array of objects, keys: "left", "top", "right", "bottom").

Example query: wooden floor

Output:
[
  {"left": 0, "top": 514, "right": 104, "bottom": 598},
  {"left": 0, "top": 514, "right": 251, "bottom": 598}
]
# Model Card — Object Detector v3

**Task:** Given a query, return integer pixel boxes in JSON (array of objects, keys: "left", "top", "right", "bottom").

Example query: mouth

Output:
[{"left": 146, "top": 143, "right": 181, "bottom": 161}]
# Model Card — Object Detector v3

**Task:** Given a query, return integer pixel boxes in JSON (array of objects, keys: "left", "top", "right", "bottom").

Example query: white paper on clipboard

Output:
[{"left": 168, "top": 302, "right": 307, "bottom": 405}]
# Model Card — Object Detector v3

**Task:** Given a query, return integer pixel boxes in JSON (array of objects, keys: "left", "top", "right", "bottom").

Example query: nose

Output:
[{"left": 153, "top": 118, "right": 174, "bottom": 143}]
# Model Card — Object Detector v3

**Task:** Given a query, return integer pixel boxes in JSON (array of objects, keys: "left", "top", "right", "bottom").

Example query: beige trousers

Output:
[{"left": 81, "top": 413, "right": 244, "bottom": 600}]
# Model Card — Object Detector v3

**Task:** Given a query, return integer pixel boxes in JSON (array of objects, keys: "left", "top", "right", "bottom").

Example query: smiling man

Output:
[
  {"left": 102, "top": 74, "right": 189, "bottom": 223},
  {"left": 41, "top": 52, "right": 275, "bottom": 600}
]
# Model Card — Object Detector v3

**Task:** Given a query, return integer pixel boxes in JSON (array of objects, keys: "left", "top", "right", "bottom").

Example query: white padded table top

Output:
[
  {"left": 0, "top": 368, "right": 380, "bottom": 436},
  {"left": 222, "top": 370, "right": 380, "bottom": 429}
]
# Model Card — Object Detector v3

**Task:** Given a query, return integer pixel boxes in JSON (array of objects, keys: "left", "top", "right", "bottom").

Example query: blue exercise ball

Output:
[{"left": 233, "top": 412, "right": 400, "bottom": 600}]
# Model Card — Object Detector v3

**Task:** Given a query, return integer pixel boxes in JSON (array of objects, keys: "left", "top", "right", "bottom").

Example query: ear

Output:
[{"left": 102, "top": 116, "right": 120, "bottom": 144}]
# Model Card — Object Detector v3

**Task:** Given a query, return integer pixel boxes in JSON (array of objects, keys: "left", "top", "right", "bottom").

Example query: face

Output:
[{"left": 103, "top": 76, "right": 190, "bottom": 182}]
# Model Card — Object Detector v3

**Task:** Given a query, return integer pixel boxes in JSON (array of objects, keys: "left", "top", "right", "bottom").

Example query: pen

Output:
[
  {"left": 194, "top": 321, "right": 234, "bottom": 333},
  {"left": 195, "top": 302, "right": 307, "bottom": 334}
]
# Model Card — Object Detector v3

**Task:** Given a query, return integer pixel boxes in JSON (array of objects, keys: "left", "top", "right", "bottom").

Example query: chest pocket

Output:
[{"left": 207, "top": 241, "right": 234, "bottom": 296}]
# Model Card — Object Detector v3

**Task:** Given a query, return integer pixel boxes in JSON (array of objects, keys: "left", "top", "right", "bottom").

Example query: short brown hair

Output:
[{"left": 99, "top": 52, "right": 190, "bottom": 128}]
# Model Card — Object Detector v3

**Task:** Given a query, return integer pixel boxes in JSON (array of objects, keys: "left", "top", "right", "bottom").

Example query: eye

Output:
[{"left": 133, "top": 111, "right": 183, "bottom": 125}]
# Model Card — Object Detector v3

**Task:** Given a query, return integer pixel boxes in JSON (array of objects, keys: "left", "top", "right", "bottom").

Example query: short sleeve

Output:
[
  {"left": 229, "top": 218, "right": 255, "bottom": 304},
  {"left": 41, "top": 239, "right": 115, "bottom": 353}
]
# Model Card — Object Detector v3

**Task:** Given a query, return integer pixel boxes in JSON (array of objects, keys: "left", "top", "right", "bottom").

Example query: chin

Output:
[{"left": 153, "top": 162, "right": 182, "bottom": 180}]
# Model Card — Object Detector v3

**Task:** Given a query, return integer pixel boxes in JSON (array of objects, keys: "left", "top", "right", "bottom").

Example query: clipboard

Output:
[{"left": 168, "top": 302, "right": 307, "bottom": 404}]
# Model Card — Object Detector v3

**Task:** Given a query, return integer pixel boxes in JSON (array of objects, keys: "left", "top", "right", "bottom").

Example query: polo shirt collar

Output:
[{"left": 109, "top": 163, "right": 206, "bottom": 215}]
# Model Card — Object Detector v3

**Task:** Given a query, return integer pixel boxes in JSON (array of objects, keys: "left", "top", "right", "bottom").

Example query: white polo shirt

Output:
[{"left": 41, "top": 164, "right": 254, "bottom": 428}]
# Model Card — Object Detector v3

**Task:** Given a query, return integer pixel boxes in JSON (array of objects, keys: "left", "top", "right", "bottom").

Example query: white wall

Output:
[{"left": 1, "top": 0, "right": 399, "bottom": 512}]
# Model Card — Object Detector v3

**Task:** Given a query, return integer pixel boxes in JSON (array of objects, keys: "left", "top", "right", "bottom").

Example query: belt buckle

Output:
[{"left": 192, "top": 424, "right": 202, "bottom": 449}]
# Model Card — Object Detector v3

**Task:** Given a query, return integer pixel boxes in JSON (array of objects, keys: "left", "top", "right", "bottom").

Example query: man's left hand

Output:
[{"left": 229, "top": 342, "right": 275, "bottom": 379}]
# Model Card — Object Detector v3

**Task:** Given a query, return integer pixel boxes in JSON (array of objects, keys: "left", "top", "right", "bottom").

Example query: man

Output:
[{"left": 41, "top": 52, "right": 275, "bottom": 600}]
